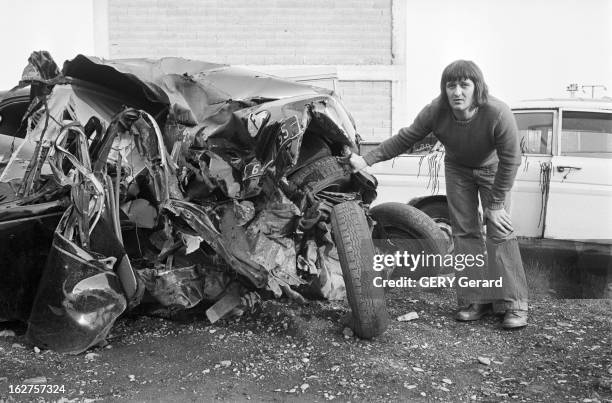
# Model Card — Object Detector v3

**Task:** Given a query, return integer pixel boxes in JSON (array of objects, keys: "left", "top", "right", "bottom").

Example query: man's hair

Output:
[{"left": 440, "top": 60, "right": 489, "bottom": 107}]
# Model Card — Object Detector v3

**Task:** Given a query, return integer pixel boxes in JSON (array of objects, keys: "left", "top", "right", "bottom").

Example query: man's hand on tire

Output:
[
  {"left": 484, "top": 208, "right": 514, "bottom": 234},
  {"left": 349, "top": 153, "right": 368, "bottom": 173}
]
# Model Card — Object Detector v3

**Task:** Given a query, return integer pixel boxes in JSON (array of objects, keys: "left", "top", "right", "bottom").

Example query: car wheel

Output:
[
  {"left": 288, "top": 155, "right": 350, "bottom": 192},
  {"left": 286, "top": 134, "right": 332, "bottom": 176},
  {"left": 370, "top": 202, "right": 449, "bottom": 278},
  {"left": 418, "top": 200, "right": 453, "bottom": 253},
  {"left": 330, "top": 201, "right": 388, "bottom": 339}
]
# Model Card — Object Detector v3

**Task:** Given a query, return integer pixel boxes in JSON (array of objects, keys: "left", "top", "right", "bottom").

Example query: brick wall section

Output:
[
  {"left": 107, "top": 0, "right": 395, "bottom": 142},
  {"left": 108, "top": 0, "right": 392, "bottom": 65},
  {"left": 337, "top": 81, "right": 392, "bottom": 142}
]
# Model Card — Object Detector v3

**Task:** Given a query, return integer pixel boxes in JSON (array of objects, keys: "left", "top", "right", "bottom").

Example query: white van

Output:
[{"left": 367, "top": 98, "right": 612, "bottom": 256}]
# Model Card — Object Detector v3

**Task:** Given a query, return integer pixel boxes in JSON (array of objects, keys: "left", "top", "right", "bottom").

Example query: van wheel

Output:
[
  {"left": 330, "top": 201, "right": 388, "bottom": 339},
  {"left": 370, "top": 202, "right": 449, "bottom": 278}
]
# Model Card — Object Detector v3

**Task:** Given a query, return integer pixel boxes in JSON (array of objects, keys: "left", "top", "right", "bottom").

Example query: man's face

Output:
[{"left": 445, "top": 78, "right": 475, "bottom": 113}]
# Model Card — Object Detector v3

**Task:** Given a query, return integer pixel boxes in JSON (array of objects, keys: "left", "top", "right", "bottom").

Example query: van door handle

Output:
[{"left": 556, "top": 166, "right": 582, "bottom": 173}]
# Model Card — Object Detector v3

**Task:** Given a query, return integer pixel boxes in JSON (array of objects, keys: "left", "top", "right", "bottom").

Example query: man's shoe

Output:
[
  {"left": 502, "top": 310, "right": 528, "bottom": 329},
  {"left": 455, "top": 303, "right": 492, "bottom": 321}
]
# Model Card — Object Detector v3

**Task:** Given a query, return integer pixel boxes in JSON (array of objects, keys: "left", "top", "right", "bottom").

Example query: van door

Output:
[
  {"left": 510, "top": 110, "right": 556, "bottom": 238},
  {"left": 544, "top": 110, "right": 612, "bottom": 241},
  {"left": 368, "top": 133, "right": 446, "bottom": 206}
]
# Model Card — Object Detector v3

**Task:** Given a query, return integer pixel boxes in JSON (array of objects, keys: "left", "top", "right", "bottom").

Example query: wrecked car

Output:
[{"left": 0, "top": 52, "right": 443, "bottom": 353}]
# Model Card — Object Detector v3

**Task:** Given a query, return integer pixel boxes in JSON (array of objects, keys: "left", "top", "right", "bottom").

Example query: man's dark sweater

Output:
[{"left": 363, "top": 96, "right": 521, "bottom": 210}]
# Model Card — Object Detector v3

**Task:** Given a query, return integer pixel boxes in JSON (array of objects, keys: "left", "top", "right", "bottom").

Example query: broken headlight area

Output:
[{"left": 0, "top": 51, "right": 383, "bottom": 353}]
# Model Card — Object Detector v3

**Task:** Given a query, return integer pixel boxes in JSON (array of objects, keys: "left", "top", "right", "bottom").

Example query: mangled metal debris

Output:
[{"left": 0, "top": 51, "right": 388, "bottom": 353}]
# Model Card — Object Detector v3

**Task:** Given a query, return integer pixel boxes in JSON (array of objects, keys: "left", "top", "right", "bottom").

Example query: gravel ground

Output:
[{"left": 1, "top": 281, "right": 611, "bottom": 402}]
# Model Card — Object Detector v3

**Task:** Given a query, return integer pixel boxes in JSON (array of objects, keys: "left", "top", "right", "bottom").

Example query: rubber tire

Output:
[
  {"left": 287, "top": 135, "right": 332, "bottom": 176},
  {"left": 288, "top": 155, "right": 349, "bottom": 188},
  {"left": 418, "top": 200, "right": 453, "bottom": 252},
  {"left": 418, "top": 200, "right": 449, "bottom": 221},
  {"left": 370, "top": 202, "right": 449, "bottom": 278},
  {"left": 330, "top": 201, "right": 389, "bottom": 339}
]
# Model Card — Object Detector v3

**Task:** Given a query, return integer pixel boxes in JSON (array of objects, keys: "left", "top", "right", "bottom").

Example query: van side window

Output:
[
  {"left": 561, "top": 111, "right": 612, "bottom": 159},
  {"left": 514, "top": 112, "right": 553, "bottom": 155}
]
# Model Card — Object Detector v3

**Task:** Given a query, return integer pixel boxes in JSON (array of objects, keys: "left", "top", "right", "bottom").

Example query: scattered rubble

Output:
[
  {"left": 342, "top": 327, "right": 354, "bottom": 338},
  {"left": 23, "top": 376, "right": 47, "bottom": 384},
  {"left": 84, "top": 353, "right": 99, "bottom": 361},
  {"left": 397, "top": 311, "right": 419, "bottom": 322},
  {"left": 478, "top": 356, "right": 491, "bottom": 366}
]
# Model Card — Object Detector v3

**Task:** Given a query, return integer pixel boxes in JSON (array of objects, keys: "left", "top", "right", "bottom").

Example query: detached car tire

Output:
[
  {"left": 370, "top": 202, "right": 449, "bottom": 278},
  {"left": 417, "top": 201, "right": 453, "bottom": 252},
  {"left": 331, "top": 201, "right": 388, "bottom": 339}
]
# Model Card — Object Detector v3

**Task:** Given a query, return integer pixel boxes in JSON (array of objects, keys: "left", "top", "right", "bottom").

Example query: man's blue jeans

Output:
[{"left": 445, "top": 160, "right": 528, "bottom": 312}]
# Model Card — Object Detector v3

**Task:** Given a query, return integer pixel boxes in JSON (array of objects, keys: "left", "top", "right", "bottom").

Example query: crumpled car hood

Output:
[{"left": 61, "top": 55, "right": 336, "bottom": 126}]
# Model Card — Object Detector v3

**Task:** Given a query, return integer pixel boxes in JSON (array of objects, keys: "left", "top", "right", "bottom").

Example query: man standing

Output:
[{"left": 350, "top": 60, "right": 528, "bottom": 328}]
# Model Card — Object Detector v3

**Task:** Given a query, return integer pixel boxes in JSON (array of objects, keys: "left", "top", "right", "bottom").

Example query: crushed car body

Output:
[{"left": 0, "top": 51, "right": 392, "bottom": 353}]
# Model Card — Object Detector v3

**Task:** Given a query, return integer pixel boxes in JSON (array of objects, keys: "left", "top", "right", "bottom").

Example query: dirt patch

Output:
[{"left": 1, "top": 278, "right": 611, "bottom": 402}]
